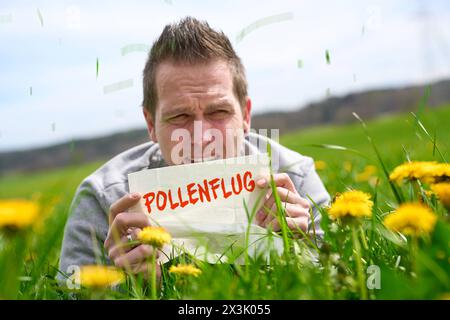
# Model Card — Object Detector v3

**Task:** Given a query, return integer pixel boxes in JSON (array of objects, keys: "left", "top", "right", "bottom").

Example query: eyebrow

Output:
[
  {"left": 204, "top": 101, "right": 234, "bottom": 112},
  {"left": 162, "top": 101, "right": 234, "bottom": 119}
]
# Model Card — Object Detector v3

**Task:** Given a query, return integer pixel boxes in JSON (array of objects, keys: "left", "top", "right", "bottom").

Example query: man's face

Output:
[{"left": 143, "top": 59, "right": 251, "bottom": 165}]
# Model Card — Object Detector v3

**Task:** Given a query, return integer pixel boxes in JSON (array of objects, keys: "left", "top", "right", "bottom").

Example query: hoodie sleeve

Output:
[{"left": 56, "top": 178, "right": 110, "bottom": 283}]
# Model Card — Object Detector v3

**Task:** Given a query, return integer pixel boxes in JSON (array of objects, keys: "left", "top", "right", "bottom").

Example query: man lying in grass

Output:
[{"left": 58, "top": 16, "right": 330, "bottom": 282}]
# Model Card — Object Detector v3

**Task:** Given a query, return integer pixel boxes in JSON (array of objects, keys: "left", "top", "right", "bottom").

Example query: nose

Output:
[{"left": 191, "top": 119, "right": 214, "bottom": 159}]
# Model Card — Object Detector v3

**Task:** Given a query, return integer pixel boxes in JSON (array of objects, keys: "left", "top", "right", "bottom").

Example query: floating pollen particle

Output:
[
  {"left": 236, "top": 12, "right": 294, "bottom": 43},
  {"left": 37, "top": 8, "right": 44, "bottom": 27},
  {"left": 103, "top": 79, "right": 133, "bottom": 94}
]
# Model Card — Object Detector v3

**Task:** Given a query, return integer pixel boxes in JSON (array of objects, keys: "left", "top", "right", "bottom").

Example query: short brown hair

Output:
[{"left": 142, "top": 16, "right": 248, "bottom": 118}]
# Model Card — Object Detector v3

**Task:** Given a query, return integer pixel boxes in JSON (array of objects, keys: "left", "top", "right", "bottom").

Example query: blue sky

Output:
[{"left": 0, "top": 0, "right": 449, "bottom": 152}]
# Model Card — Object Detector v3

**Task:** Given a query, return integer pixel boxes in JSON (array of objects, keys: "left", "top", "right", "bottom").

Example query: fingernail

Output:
[
  {"left": 131, "top": 193, "right": 140, "bottom": 199},
  {"left": 257, "top": 179, "right": 266, "bottom": 187}
]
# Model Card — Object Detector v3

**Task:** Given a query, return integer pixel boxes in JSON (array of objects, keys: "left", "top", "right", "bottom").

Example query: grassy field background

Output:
[{"left": 0, "top": 105, "right": 449, "bottom": 299}]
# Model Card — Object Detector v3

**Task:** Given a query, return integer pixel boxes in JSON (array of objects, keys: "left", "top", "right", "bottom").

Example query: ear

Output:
[
  {"left": 242, "top": 97, "right": 252, "bottom": 134},
  {"left": 143, "top": 107, "right": 157, "bottom": 142}
]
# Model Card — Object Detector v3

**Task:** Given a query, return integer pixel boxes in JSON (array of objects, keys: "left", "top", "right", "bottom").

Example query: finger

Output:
[
  {"left": 120, "top": 259, "right": 146, "bottom": 275},
  {"left": 256, "top": 173, "right": 297, "bottom": 194},
  {"left": 259, "top": 188, "right": 311, "bottom": 222},
  {"left": 256, "top": 176, "right": 270, "bottom": 188},
  {"left": 267, "top": 216, "right": 309, "bottom": 233},
  {"left": 262, "top": 202, "right": 309, "bottom": 229},
  {"left": 283, "top": 203, "right": 310, "bottom": 218},
  {"left": 261, "top": 202, "right": 278, "bottom": 228},
  {"left": 256, "top": 191, "right": 274, "bottom": 223},
  {"left": 113, "top": 244, "right": 159, "bottom": 269},
  {"left": 287, "top": 216, "right": 309, "bottom": 233},
  {"left": 111, "top": 212, "right": 150, "bottom": 236},
  {"left": 109, "top": 193, "right": 141, "bottom": 225},
  {"left": 256, "top": 181, "right": 306, "bottom": 223},
  {"left": 107, "top": 227, "right": 142, "bottom": 260},
  {"left": 275, "top": 187, "right": 310, "bottom": 208},
  {"left": 105, "top": 212, "right": 150, "bottom": 249},
  {"left": 108, "top": 228, "right": 142, "bottom": 260},
  {"left": 274, "top": 173, "right": 296, "bottom": 192},
  {"left": 132, "top": 261, "right": 162, "bottom": 280},
  {"left": 261, "top": 200, "right": 294, "bottom": 227}
]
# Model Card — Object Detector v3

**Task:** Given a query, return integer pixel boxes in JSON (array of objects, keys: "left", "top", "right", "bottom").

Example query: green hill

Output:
[{"left": 281, "top": 104, "right": 450, "bottom": 166}]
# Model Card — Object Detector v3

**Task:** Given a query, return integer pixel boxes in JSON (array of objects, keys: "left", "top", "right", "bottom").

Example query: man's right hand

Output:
[{"left": 104, "top": 193, "right": 160, "bottom": 277}]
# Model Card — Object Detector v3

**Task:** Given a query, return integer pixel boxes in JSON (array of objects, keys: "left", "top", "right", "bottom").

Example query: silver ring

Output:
[{"left": 126, "top": 233, "right": 133, "bottom": 242}]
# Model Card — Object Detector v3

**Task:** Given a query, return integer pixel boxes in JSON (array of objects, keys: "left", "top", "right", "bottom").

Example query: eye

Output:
[
  {"left": 208, "top": 110, "right": 230, "bottom": 119},
  {"left": 168, "top": 114, "right": 189, "bottom": 124}
]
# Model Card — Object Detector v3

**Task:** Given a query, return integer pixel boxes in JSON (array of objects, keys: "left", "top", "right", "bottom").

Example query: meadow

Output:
[{"left": 0, "top": 105, "right": 449, "bottom": 300}]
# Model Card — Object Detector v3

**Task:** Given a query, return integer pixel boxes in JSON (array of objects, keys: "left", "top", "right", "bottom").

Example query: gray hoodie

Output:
[{"left": 57, "top": 133, "right": 330, "bottom": 281}]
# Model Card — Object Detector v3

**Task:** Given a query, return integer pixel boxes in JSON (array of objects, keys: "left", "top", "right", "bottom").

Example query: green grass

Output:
[
  {"left": 0, "top": 161, "right": 104, "bottom": 199},
  {"left": 0, "top": 105, "right": 449, "bottom": 300}
]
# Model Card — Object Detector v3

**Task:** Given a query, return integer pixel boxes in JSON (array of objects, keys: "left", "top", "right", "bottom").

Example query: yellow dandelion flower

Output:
[
  {"left": 389, "top": 161, "right": 439, "bottom": 184},
  {"left": 328, "top": 190, "right": 373, "bottom": 219},
  {"left": 137, "top": 226, "right": 171, "bottom": 248},
  {"left": 383, "top": 203, "right": 437, "bottom": 237},
  {"left": 390, "top": 161, "right": 450, "bottom": 185},
  {"left": 169, "top": 264, "right": 202, "bottom": 277},
  {"left": 431, "top": 182, "right": 450, "bottom": 209},
  {"left": 0, "top": 199, "right": 39, "bottom": 229},
  {"left": 343, "top": 161, "right": 352, "bottom": 172},
  {"left": 368, "top": 176, "right": 378, "bottom": 187},
  {"left": 356, "top": 165, "right": 377, "bottom": 182},
  {"left": 78, "top": 265, "right": 125, "bottom": 288},
  {"left": 438, "top": 293, "right": 450, "bottom": 300},
  {"left": 428, "top": 163, "right": 450, "bottom": 183},
  {"left": 314, "top": 160, "right": 327, "bottom": 170}
]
